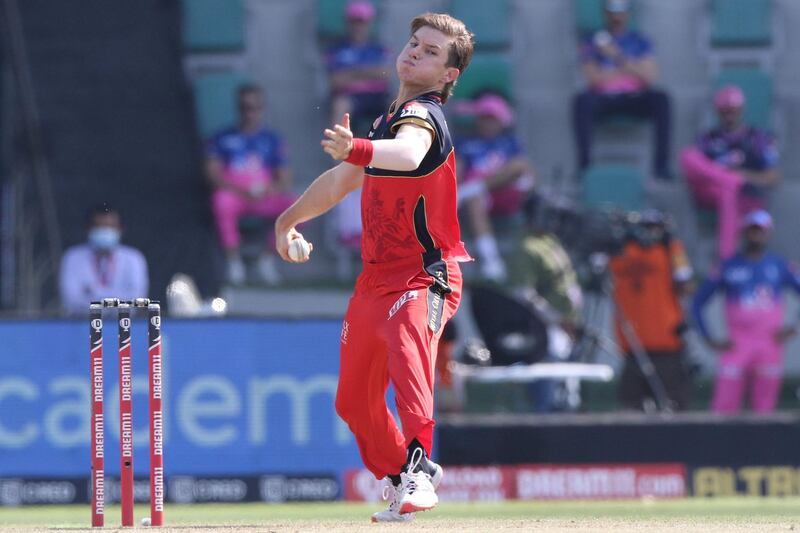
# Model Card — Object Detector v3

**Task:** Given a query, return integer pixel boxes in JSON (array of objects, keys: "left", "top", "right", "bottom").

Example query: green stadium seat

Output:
[
  {"left": 182, "top": 0, "right": 245, "bottom": 52},
  {"left": 711, "top": 0, "right": 772, "bottom": 47},
  {"left": 316, "top": 0, "right": 381, "bottom": 42},
  {"left": 192, "top": 72, "right": 247, "bottom": 138},
  {"left": 574, "top": 0, "right": 637, "bottom": 37},
  {"left": 581, "top": 164, "right": 645, "bottom": 211},
  {"left": 452, "top": 53, "right": 512, "bottom": 101},
  {"left": 449, "top": 0, "right": 511, "bottom": 50},
  {"left": 317, "top": 0, "right": 350, "bottom": 41},
  {"left": 713, "top": 68, "right": 773, "bottom": 129}
]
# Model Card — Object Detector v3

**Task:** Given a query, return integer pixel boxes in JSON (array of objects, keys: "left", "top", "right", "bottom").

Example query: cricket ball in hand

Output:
[{"left": 288, "top": 238, "right": 311, "bottom": 262}]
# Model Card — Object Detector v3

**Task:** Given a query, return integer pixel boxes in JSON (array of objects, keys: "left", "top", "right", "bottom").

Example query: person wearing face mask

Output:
[
  {"left": 59, "top": 205, "right": 149, "bottom": 315},
  {"left": 692, "top": 210, "right": 800, "bottom": 414},
  {"left": 681, "top": 85, "right": 781, "bottom": 260},
  {"left": 608, "top": 210, "right": 695, "bottom": 411}
]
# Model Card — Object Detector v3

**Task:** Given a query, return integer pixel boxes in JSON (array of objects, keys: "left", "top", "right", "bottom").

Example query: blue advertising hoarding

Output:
[{"left": 0, "top": 318, "right": 362, "bottom": 479}]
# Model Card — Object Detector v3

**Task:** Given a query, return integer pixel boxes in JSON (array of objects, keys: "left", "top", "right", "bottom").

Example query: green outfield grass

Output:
[{"left": 1, "top": 499, "right": 799, "bottom": 532}]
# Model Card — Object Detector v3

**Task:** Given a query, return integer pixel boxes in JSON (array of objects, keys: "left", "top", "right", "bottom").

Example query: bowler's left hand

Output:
[{"left": 322, "top": 113, "right": 353, "bottom": 161}]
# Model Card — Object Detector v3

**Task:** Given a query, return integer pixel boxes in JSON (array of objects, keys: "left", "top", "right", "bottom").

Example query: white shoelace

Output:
[
  {"left": 407, "top": 447, "right": 424, "bottom": 473},
  {"left": 382, "top": 482, "right": 402, "bottom": 511}
]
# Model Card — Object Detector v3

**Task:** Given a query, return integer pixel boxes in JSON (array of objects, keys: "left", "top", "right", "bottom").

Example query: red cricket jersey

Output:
[{"left": 360, "top": 91, "right": 470, "bottom": 265}]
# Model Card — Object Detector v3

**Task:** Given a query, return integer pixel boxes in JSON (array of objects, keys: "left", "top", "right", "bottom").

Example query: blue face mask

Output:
[{"left": 88, "top": 227, "right": 121, "bottom": 250}]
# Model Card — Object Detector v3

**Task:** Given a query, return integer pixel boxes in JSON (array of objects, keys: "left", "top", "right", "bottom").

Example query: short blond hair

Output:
[{"left": 410, "top": 13, "right": 474, "bottom": 102}]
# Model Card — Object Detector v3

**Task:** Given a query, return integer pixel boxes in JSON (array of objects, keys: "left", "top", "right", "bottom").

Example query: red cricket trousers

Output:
[{"left": 335, "top": 255, "right": 462, "bottom": 480}]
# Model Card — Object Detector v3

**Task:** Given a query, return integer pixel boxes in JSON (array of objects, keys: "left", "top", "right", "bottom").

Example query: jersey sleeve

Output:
[
  {"left": 325, "top": 45, "right": 344, "bottom": 72},
  {"left": 579, "top": 36, "right": 598, "bottom": 64},
  {"left": 669, "top": 240, "right": 693, "bottom": 282},
  {"left": 390, "top": 100, "right": 437, "bottom": 140},
  {"left": 756, "top": 130, "right": 780, "bottom": 169},
  {"left": 270, "top": 134, "right": 288, "bottom": 169},
  {"left": 633, "top": 33, "right": 654, "bottom": 57},
  {"left": 692, "top": 268, "right": 723, "bottom": 340},
  {"left": 506, "top": 135, "right": 523, "bottom": 158},
  {"left": 206, "top": 132, "right": 224, "bottom": 159},
  {"left": 781, "top": 259, "right": 800, "bottom": 294}
]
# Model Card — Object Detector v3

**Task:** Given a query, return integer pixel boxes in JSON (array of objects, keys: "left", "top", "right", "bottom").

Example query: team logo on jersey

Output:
[
  {"left": 388, "top": 290, "right": 419, "bottom": 320},
  {"left": 400, "top": 103, "right": 428, "bottom": 120},
  {"left": 340, "top": 320, "right": 350, "bottom": 344}
]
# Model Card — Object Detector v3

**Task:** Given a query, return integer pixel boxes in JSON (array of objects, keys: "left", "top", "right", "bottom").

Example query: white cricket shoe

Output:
[
  {"left": 371, "top": 482, "right": 415, "bottom": 523},
  {"left": 398, "top": 449, "right": 438, "bottom": 514},
  {"left": 428, "top": 458, "right": 444, "bottom": 489}
]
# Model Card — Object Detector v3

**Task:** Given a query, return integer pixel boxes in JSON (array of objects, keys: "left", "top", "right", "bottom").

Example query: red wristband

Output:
[{"left": 345, "top": 138, "right": 374, "bottom": 167}]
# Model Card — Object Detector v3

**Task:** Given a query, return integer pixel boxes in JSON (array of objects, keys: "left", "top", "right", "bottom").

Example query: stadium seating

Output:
[
  {"left": 192, "top": 72, "right": 247, "bottom": 138},
  {"left": 449, "top": 0, "right": 511, "bottom": 50},
  {"left": 581, "top": 164, "right": 645, "bottom": 211},
  {"left": 182, "top": 0, "right": 245, "bottom": 52},
  {"left": 453, "top": 52, "right": 513, "bottom": 100},
  {"left": 317, "top": 0, "right": 351, "bottom": 41},
  {"left": 711, "top": 0, "right": 772, "bottom": 47},
  {"left": 713, "top": 68, "right": 773, "bottom": 129},
  {"left": 706, "top": 0, "right": 775, "bottom": 72}
]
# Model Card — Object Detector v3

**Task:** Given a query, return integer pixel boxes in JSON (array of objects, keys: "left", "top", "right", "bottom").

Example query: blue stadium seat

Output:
[
  {"left": 453, "top": 53, "right": 512, "bottom": 100},
  {"left": 192, "top": 72, "right": 247, "bottom": 138},
  {"left": 581, "top": 164, "right": 645, "bottom": 211},
  {"left": 449, "top": 0, "right": 511, "bottom": 50},
  {"left": 182, "top": 0, "right": 245, "bottom": 52},
  {"left": 711, "top": 0, "right": 772, "bottom": 47},
  {"left": 713, "top": 68, "right": 773, "bottom": 129}
]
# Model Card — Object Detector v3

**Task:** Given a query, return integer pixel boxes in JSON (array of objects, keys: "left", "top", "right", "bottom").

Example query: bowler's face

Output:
[{"left": 396, "top": 26, "right": 455, "bottom": 87}]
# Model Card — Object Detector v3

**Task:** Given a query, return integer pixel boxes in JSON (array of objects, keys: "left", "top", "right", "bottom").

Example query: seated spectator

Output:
[
  {"left": 692, "top": 211, "right": 800, "bottom": 414},
  {"left": 680, "top": 85, "right": 780, "bottom": 260},
  {"left": 325, "top": 0, "right": 390, "bottom": 136},
  {"left": 206, "top": 84, "right": 296, "bottom": 285},
  {"left": 608, "top": 210, "right": 694, "bottom": 411},
  {"left": 573, "top": 0, "right": 671, "bottom": 179},
  {"left": 59, "top": 205, "right": 148, "bottom": 316},
  {"left": 456, "top": 93, "right": 535, "bottom": 281}
]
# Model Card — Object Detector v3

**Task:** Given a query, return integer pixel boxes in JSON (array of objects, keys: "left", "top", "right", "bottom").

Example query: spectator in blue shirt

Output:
[
  {"left": 573, "top": 0, "right": 671, "bottom": 179},
  {"left": 325, "top": 0, "right": 390, "bottom": 135},
  {"left": 206, "top": 84, "right": 296, "bottom": 285}
]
